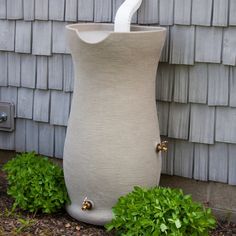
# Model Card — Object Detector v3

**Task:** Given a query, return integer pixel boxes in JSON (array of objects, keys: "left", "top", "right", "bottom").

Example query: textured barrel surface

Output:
[{"left": 63, "top": 24, "right": 166, "bottom": 225}]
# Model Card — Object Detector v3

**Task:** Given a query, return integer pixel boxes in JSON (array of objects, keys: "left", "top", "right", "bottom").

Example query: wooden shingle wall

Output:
[{"left": 0, "top": 0, "right": 235, "bottom": 185}]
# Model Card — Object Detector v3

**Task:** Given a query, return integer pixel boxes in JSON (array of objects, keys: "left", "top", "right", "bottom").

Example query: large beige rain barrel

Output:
[{"left": 63, "top": 23, "right": 166, "bottom": 225}]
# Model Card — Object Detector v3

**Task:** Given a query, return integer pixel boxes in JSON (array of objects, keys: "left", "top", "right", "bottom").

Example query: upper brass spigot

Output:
[
  {"left": 156, "top": 141, "right": 168, "bottom": 153},
  {"left": 81, "top": 197, "right": 93, "bottom": 211}
]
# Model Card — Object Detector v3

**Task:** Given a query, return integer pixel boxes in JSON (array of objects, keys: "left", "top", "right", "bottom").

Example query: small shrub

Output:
[
  {"left": 106, "top": 186, "right": 216, "bottom": 236},
  {"left": 3, "top": 152, "right": 70, "bottom": 214}
]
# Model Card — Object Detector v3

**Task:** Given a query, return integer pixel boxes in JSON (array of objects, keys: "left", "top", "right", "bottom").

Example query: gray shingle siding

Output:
[
  {"left": 0, "top": 20, "right": 15, "bottom": 51},
  {"left": 48, "top": 54, "right": 63, "bottom": 90},
  {"left": 25, "top": 120, "right": 39, "bottom": 152},
  {"left": 8, "top": 52, "right": 21, "bottom": 87},
  {"left": 65, "top": 0, "right": 77, "bottom": 22},
  {"left": 78, "top": 0, "right": 94, "bottom": 22},
  {"left": 229, "top": 144, "right": 236, "bottom": 185},
  {"left": 7, "top": 0, "right": 23, "bottom": 20},
  {"left": 215, "top": 107, "right": 236, "bottom": 143},
  {"left": 157, "top": 102, "right": 169, "bottom": 136},
  {"left": 174, "top": 0, "right": 191, "bottom": 25},
  {"left": 33, "top": 90, "right": 50, "bottom": 123},
  {"left": 168, "top": 103, "right": 190, "bottom": 140},
  {"left": 191, "top": 0, "right": 213, "bottom": 26},
  {"left": 161, "top": 139, "right": 174, "bottom": 175},
  {"left": 229, "top": 0, "right": 236, "bottom": 25},
  {"left": 15, "top": 21, "right": 32, "bottom": 53},
  {"left": 159, "top": 0, "right": 174, "bottom": 25},
  {"left": 207, "top": 64, "right": 229, "bottom": 106},
  {"left": 50, "top": 90, "right": 70, "bottom": 126},
  {"left": 230, "top": 67, "right": 236, "bottom": 107},
  {"left": 223, "top": 27, "right": 236, "bottom": 66},
  {"left": 195, "top": 27, "right": 223, "bottom": 63},
  {"left": 36, "top": 56, "right": 48, "bottom": 90},
  {"left": 94, "top": 0, "right": 112, "bottom": 22},
  {"left": 0, "top": 52, "right": 8, "bottom": 86},
  {"left": 49, "top": 0, "right": 65, "bottom": 21},
  {"left": 32, "top": 21, "right": 52, "bottom": 55},
  {"left": 23, "top": 0, "right": 35, "bottom": 21},
  {"left": 170, "top": 26, "right": 195, "bottom": 65},
  {"left": 209, "top": 143, "right": 228, "bottom": 183},
  {"left": 17, "top": 88, "right": 34, "bottom": 119},
  {"left": 52, "top": 21, "right": 70, "bottom": 54},
  {"left": 21, "top": 54, "right": 36, "bottom": 88},
  {"left": 38, "top": 122, "right": 54, "bottom": 157},
  {"left": 193, "top": 144, "right": 209, "bottom": 181},
  {"left": 156, "top": 63, "right": 174, "bottom": 101},
  {"left": 173, "top": 65, "right": 189, "bottom": 103},
  {"left": 189, "top": 104, "right": 215, "bottom": 144},
  {"left": 212, "top": 0, "right": 229, "bottom": 27},
  {"left": 0, "top": 0, "right": 7, "bottom": 19},
  {"left": 138, "top": 0, "right": 159, "bottom": 24},
  {"left": 188, "top": 63, "right": 208, "bottom": 104},
  {"left": 174, "top": 140, "right": 194, "bottom": 178},
  {"left": 0, "top": 0, "right": 235, "bottom": 184},
  {"left": 15, "top": 119, "right": 26, "bottom": 152},
  {"left": 35, "top": 0, "right": 49, "bottom": 21}
]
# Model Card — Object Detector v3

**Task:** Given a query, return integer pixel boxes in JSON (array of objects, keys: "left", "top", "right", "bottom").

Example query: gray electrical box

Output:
[{"left": 0, "top": 102, "right": 15, "bottom": 132}]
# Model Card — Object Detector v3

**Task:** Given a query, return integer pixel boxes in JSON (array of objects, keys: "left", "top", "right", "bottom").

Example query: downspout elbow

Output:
[{"left": 114, "top": 0, "right": 143, "bottom": 32}]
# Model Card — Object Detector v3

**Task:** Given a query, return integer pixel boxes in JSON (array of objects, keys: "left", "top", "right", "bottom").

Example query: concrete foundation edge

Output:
[{"left": 160, "top": 174, "right": 236, "bottom": 223}]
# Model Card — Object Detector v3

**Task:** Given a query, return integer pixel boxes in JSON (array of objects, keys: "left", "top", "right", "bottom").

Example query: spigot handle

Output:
[
  {"left": 81, "top": 197, "right": 93, "bottom": 211},
  {"left": 156, "top": 141, "right": 168, "bottom": 153}
]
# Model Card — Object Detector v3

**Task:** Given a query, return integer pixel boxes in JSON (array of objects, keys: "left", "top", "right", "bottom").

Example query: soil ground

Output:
[{"left": 0, "top": 169, "right": 236, "bottom": 236}]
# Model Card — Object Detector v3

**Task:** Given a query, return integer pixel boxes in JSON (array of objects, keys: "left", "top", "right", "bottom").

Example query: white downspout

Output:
[{"left": 114, "top": 0, "right": 143, "bottom": 32}]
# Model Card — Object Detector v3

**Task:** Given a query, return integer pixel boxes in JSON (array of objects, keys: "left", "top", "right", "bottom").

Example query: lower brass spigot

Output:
[
  {"left": 156, "top": 141, "right": 168, "bottom": 153},
  {"left": 81, "top": 197, "right": 93, "bottom": 211}
]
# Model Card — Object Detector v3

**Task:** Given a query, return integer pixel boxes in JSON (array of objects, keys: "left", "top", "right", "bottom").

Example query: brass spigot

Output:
[
  {"left": 156, "top": 141, "right": 168, "bottom": 153},
  {"left": 81, "top": 197, "right": 93, "bottom": 211}
]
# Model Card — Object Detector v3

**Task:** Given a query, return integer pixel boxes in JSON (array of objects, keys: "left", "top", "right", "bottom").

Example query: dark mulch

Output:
[
  {"left": 0, "top": 169, "right": 236, "bottom": 236},
  {"left": 0, "top": 171, "right": 112, "bottom": 236}
]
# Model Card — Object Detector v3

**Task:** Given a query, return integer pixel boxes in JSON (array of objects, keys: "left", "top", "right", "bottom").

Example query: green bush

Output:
[
  {"left": 106, "top": 186, "right": 216, "bottom": 236},
  {"left": 3, "top": 152, "right": 70, "bottom": 214}
]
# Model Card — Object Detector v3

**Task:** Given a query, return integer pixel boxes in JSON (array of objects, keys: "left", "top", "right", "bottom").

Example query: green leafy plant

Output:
[
  {"left": 3, "top": 152, "right": 70, "bottom": 214},
  {"left": 106, "top": 186, "right": 216, "bottom": 236}
]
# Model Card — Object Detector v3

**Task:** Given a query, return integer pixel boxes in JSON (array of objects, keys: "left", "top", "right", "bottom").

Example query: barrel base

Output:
[{"left": 66, "top": 204, "right": 113, "bottom": 226}]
